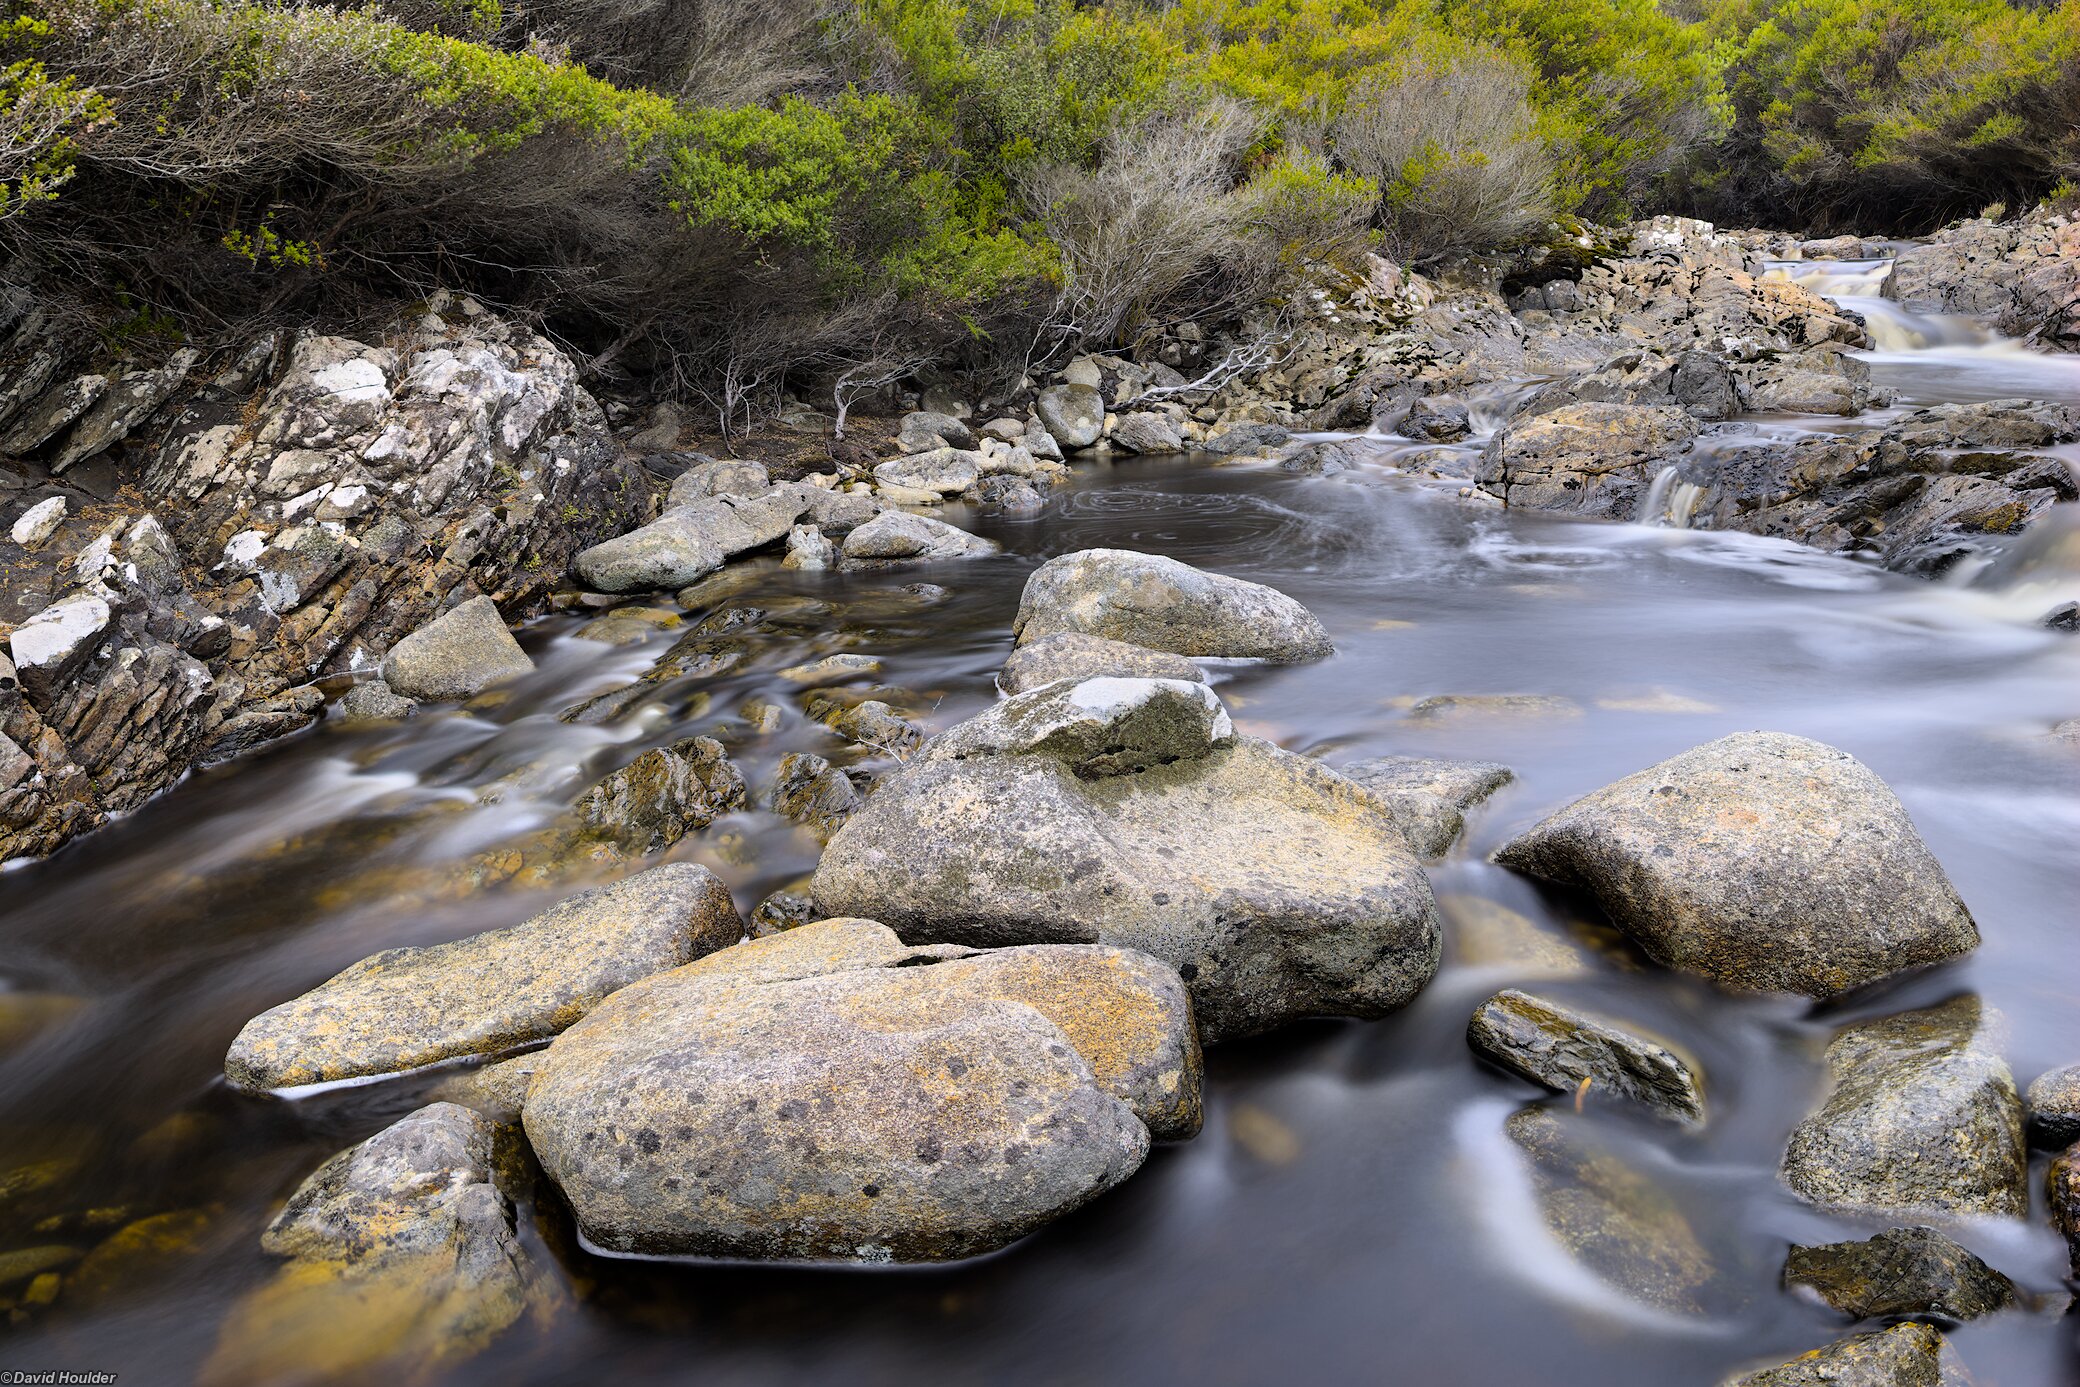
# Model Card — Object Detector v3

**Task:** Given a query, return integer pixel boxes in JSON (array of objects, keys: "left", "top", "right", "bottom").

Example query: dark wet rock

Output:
[
  {"left": 1334, "top": 755, "right": 1512, "bottom": 857},
  {"left": 1504, "top": 1107, "right": 1716, "bottom": 1314},
  {"left": 1403, "top": 395, "right": 1471, "bottom": 441},
  {"left": 337, "top": 678, "right": 416, "bottom": 723},
  {"left": 1725, "top": 1323, "right": 1947, "bottom": 1387},
  {"left": 1469, "top": 989, "right": 1704, "bottom": 1124},
  {"left": 2025, "top": 1064, "right": 2080, "bottom": 1147},
  {"left": 809, "top": 695, "right": 924, "bottom": 754},
  {"left": 1204, "top": 422, "right": 1292, "bottom": 456},
  {"left": 1110, "top": 413, "right": 1184, "bottom": 454},
  {"left": 1013, "top": 548, "right": 1331, "bottom": 663},
  {"left": 523, "top": 918, "right": 1200, "bottom": 1261},
  {"left": 768, "top": 752, "right": 861, "bottom": 841},
  {"left": 749, "top": 888, "right": 818, "bottom": 938},
  {"left": 200, "top": 684, "right": 324, "bottom": 761},
  {"left": 813, "top": 677, "right": 1439, "bottom": 1042},
  {"left": 1494, "top": 732, "right": 1978, "bottom": 999},
  {"left": 1034, "top": 384, "right": 1104, "bottom": 450},
  {"left": 837, "top": 510, "right": 997, "bottom": 570},
  {"left": 998, "top": 632, "right": 1206, "bottom": 695},
  {"left": 2041, "top": 601, "right": 2080, "bottom": 633},
  {"left": 1474, "top": 402, "right": 1700, "bottom": 518},
  {"left": 1781, "top": 996, "right": 2027, "bottom": 1218},
  {"left": 226, "top": 863, "right": 742, "bottom": 1090},
  {"left": 2049, "top": 1143, "right": 2080, "bottom": 1273},
  {"left": 379, "top": 595, "right": 533, "bottom": 702},
  {"left": 971, "top": 474, "right": 1046, "bottom": 513},
  {"left": 1783, "top": 1226, "right": 2016, "bottom": 1323},
  {"left": 542, "top": 736, "right": 745, "bottom": 860},
  {"left": 557, "top": 607, "right": 756, "bottom": 725},
  {"left": 205, "top": 1103, "right": 548, "bottom": 1384}
]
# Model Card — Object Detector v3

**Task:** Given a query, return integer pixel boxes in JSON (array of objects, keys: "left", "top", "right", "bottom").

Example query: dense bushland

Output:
[{"left": 1, "top": 0, "right": 2073, "bottom": 423}]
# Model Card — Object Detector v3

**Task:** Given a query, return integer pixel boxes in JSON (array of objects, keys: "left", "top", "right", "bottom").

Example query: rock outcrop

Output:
[
  {"left": 1495, "top": 732, "right": 1978, "bottom": 998},
  {"left": 1474, "top": 403, "right": 1700, "bottom": 517},
  {"left": 522, "top": 918, "right": 1199, "bottom": 1261},
  {"left": 812, "top": 677, "right": 1439, "bottom": 1041},
  {"left": 1887, "top": 210, "right": 2080, "bottom": 351}
]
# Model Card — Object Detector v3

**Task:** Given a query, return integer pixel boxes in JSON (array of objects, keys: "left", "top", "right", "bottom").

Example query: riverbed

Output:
[{"left": 3, "top": 267, "right": 2078, "bottom": 1383}]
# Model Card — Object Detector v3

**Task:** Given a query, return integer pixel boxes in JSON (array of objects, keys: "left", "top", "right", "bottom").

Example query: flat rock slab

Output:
[
  {"left": 522, "top": 918, "right": 1199, "bottom": 1262},
  {"left": 1494, "top": 732, "right": 1978, "bottom": 998},
  {"left": 998, "top": 632, "right": 1206, "bottom": 695},
  {"left": 1336, "top": 755, "right": 1513, "bottom": 857},
  {"left": 1781, "top": 996, "right": 2027, "bottom": 1218},
  {"left": 1013, "top": 548, "right": 1332, "bottom": 663},
  {"left": 1783, "top": 1225, "right": 2016, "bottom": 1322},
  {"left": 1725, "top": 1323, "right": 1948, "bottom": 1387},
  {"left": 225, "top": 863, "right": 743, "bottom": 1090},
  {"left": 812, "top": 678, "right": 1439, "bottom": 1042},
  {"left": 381, "top": 595, "right": 534, "bottom": 701},
  {"left": 1468, "top": 989, "right": 1704, "bottom": 1124}
]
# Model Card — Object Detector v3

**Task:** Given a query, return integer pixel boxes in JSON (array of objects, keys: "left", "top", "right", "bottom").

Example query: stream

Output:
[{"left": 3, "top": 262, "right": 2079, "bottom": 1383}]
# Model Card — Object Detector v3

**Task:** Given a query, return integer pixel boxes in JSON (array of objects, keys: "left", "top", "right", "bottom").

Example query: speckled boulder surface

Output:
[
  {"left": 1468, "top": 989, "right": 1704, "bottom": 1124},
  {"left": 205, "top": 1103, "right": 548, "bottom": 1383},
  {"left": 1493, "top": 732, "right": 1978, "bottom": 998},
  {"left": 225, "top": 863, "right": 743, "bottom": 1091},
  {"left": 2025, "top": 1063, "right": 2080, "bottom": 1148},
  {"left": 812, "top": 678, "right": 1439, "bottom": 1042},
  {"left": 1012, "top": 549, "right": 1332, "bottom": 663},
  {"left": 1780, "top": 996, "right": 2027, "bottom": 1218},
  {"left": 1724, "top": 1323, "right": 1947, "bottom": 1387},
  {"left": 1473, "top": 402, "right": 1699, "bottom": 517},
  {"left": 522, "top": 918, "right": 1199, "bottom": 1262},
  {"left": 998, "top": 632, "right": 1206, "bottom": 695},
  {"left": 1782, "top": 1226, "right": 2016, "bottom": 1323}
]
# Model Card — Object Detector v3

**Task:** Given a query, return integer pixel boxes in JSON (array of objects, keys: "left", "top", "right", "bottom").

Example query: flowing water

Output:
[{"left": 4, "top": 263, "right": 2079, "bottom": 1384}]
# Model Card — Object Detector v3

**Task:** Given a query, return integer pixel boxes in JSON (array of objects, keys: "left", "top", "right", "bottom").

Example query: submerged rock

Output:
[
  {"left": 1504, "top": 1107, "right": 1716, "bottom": 1314},
  {"left": 1468, "top": 989, "right": 1704, "bottom": 1124},
  {"left": 1783, "top": 1226, "right": 2016, "bottom": 1323},
  {"left": 1013, "top": 549, "right": 1332, "bottom": 663},
  {"left": 813, "top": 677, "right": 1439, "bottom": 1041},
  {"left": 523, "top": 919, "right": 1199, "bottom": 1261},
  {"left": 767, "top": 752, "right": 861, "bottom": 841},
  {"left": 225, "top": 863, "right": 743, "bottom": 1090},
  {"left": 1335, "top": 755, "right": 1513, "bottom": 857},
  {"left": 380, "top": 596, "right": 534, "bottom": 702},
  {"left": 1725, "top": 1323, "right": 1947, "bottom": 1387},
  {"left": 1781, "top": 996, "right": 2027, "bottom": 1218},
  {"left": 998, "top": 632, "right": 1206, "bottom": 695},
  {"left": 2024, "top": 1063, "right": 2080, "bottom": 1148},
  {"left": 205, "top": 1103, "right": 547, "bottom": 1384},
  {"left": 1494, "top": 732, "right": 1978, "bottom": 999},
  {"left": 336, "top": 678, "right": 416, "bottom": 723}
]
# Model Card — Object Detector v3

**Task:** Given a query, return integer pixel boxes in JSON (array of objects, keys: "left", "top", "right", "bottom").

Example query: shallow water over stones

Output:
[{"left": 3, "top": 284, "right": 2080, "bottom": 1383}]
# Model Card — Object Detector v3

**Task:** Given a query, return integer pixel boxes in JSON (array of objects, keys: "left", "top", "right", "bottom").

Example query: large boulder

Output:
[
  {"left": 998, "top": 632, "right": 1206, "bottom": 695},
  {"left": 1473, "top": 402, "right": 1699, "bottom": 518},
  {"left": 1013, "top": 549, "right": 1332, "bottom": 663},
  {"left": 1034, "top": 384, "right": 1104, "bottom": 450},
  {"left": 204, "top": 1103, "right": 548, "bottom": 1384},
  {"left": 522, "top": 918, "right": 1199, "bottom": 1261},
  {"left": 573, "top": 486, "right": 813, "bottom": 592},
  {"left": 812, "top": 677, "right": 1439, "bottom": 1041},
  {"left": 873, "top": 447, "right": 982, "bottom": 498},
  {"left": 1780, "top": 996, "right": 2027, "bottom": 1218},
  {"left": 1494, "top": 733, "right": 1978, "bottom": 999},
  {"left": 379, "top": 595, "right": 534, "bottom": 701},
  {"left": 1110, "top": 412, "right": 1184, "bottom": 454},
  {"left": 837, "top": 510, "right": 997, "bottom": 570},
  {"left": 225, "top": 863, "right": 743, "bottom": 1091}
]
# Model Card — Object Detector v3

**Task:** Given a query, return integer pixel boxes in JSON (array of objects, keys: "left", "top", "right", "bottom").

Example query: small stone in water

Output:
[{"left": 1783, "top": 1225, "right": 2017, "bottom": 1323}]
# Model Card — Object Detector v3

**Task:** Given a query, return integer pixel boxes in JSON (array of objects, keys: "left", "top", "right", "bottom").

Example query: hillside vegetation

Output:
[{"left": 3, "top": 0, "right": 2076, "bottom": 423}]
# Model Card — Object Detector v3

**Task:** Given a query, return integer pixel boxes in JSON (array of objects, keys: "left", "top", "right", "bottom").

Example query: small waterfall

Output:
[
  {"left": 1638, "top": 466, "right": 1709, "bottom": 529},
  {"left": 1761, "top": 258, "right": 1895, "bottom": 298}
]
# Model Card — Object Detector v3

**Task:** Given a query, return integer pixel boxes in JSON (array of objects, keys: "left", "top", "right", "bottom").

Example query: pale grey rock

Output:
[
  {"left": 1013, "top": 548, "right": 1331, "bottom": 663},
  {"left": 1035, "top": 384, "right": 1104, "bottom": 450},
  {"left": 380, "top": 595, "right": 534, "bottom": 701},
  {"left": 998, "top": 632, "right": 1205, "bottom": 695}
]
